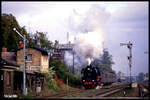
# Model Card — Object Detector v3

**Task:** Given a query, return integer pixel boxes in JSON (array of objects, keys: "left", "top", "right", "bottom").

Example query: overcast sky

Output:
[{"left": 2, "top": 1, "right": 149, "bottom": 76}]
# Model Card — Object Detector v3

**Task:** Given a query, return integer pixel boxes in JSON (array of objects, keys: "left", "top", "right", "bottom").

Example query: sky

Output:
[{"left": 2, "top": 1, "right": 149, "bottom": 76}]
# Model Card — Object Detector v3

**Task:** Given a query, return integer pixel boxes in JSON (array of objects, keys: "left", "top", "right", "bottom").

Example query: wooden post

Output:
[{"left": 67, "top": 75, "right": 68, "bottom": 95}]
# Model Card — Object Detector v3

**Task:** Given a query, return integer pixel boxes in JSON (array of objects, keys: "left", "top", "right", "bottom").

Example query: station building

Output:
[{"left": 1, "top": 47, "right": 48, "bottom": 96}]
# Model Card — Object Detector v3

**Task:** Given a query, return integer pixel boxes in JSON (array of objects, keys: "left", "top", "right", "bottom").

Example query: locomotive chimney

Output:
[{"left": 87, "top": 58, "right": 92, "bottom": 66}]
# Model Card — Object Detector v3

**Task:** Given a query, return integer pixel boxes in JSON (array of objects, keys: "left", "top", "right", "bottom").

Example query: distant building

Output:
[
  {"left": 144, "top": 73, "right": 149, "bottom": 81},
  {"left": 17, "top": 47, "right": 49, "bottom": 72},
  {"left": 126, "top": 76, "right": 137, "bottom": 82},
  {"left": 117, "top": 71, "right": 126, "bottom": 82},
  {"left": 132, "top": 76, "right": 137, "bottom": 82},
  {"left": 52, "top": 49, "right": 65, "bottom": 63},
  {"left": 51, "top": 40, "right": 73, "bottom": 63}
]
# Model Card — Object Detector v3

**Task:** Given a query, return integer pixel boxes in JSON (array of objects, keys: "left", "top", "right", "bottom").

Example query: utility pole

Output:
[
  {"left": 67, "top": 32, "right": 69, "bottom": 46},
  {"left": 13, "top": 28, "right": 27, "bottom": 95},
  {"left": 102, "top": 41, "right": 105, "bottom": 51},
  {"left": 72, "top": 48, "right": 74, "bottom": 74},
  {"left": 66, "top": 69, "right": 69, "bottom": 95},
  {"left": 72, "top": 36, "right": 76, "bottom": 74},
  {"left": 120, "top": 41, "right": 133, "bottom": 84}
]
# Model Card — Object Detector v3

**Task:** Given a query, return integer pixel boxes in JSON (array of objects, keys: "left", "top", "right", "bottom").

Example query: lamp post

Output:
[
  {"left": 13, "top": 28, "right": 27, "bottom": 95},
  {"left": 120, "top": 41, "right": 133, "bottom": 84}
]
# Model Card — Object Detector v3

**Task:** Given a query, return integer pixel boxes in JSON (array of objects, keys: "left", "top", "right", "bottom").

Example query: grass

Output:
[{"left": 35, "top": 83, "right": 82, "bottom": 98}]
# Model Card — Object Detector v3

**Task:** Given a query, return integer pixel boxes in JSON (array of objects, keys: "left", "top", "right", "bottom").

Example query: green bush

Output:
[
  {"left": 50, "top": 60, "right": 81, "bottom": 87},
  {"left": 45, "top": 66, "right": 59, "bottom": 91},
  {"left": 50, "top": 60, "right": 68, "bottom": 81},
  {"left": 48, "top": 79, "right": 58, "bottom": 90},
  {"left": 67, "top": 72, "right": 81, "bottom": 86}
]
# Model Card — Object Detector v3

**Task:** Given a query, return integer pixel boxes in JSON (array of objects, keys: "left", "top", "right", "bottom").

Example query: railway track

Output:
[
  {"left": 88, "top": 83, "right": 130, "bottom": 97},
  {"left": 40, "top": 89, "right": 86, "bottom": 98},
  {"left": 138, "top": 82, "right": 149, "bottom": 98},
  {"left": 39, "top": 82, "right": 130, "bottom": 98}
]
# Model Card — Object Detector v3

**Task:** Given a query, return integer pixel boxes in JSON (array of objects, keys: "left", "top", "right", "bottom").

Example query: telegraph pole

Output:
[
  {"left": 67, "top": 32, "right": 69, "bottom": 46},
  {"left": 72, "top": 48, "right": 74, "bottom": 74},
  {"left": 72, "top": 37, "right": 75, "bottom": 74},
  {"left": 120, "top": 41, "right": 133, "bottom": 84},
  {"left": 13, "top": 28, "right": 27, "bottom": 95}
]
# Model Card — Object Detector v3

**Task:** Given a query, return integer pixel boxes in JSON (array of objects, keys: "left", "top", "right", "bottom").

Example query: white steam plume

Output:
[
  {"left": 74, "top": 29, "right": 104, "bottom": 65},
  {"left": 64, "top": 30, "right": 104, "bottom": 71},
  {"left": 64, "top": 4, "right": 110, "bottom": 72}
]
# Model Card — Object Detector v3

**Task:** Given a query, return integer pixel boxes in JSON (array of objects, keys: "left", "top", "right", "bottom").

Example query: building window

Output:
[{"left": 27, "top": 54, "right": 32, "bottom": 61}]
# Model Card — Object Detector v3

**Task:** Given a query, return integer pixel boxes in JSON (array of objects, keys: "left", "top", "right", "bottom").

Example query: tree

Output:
[
  {"left": 1, "top": 13, "right": 53, "bottom": 51},
  {"left": 91, "top": 49, "right": 115, "bottom": 72},
  {"left": 1, "top": 13, "right": 30, "bottom": 51},
  {"left": 100, "top": 49, "right": 115, "bottom": 68},
  {"left": 28, "top": 31, "right": 53, "bottom": 50}
]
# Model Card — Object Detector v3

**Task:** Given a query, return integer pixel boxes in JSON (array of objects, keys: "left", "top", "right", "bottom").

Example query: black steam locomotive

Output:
[
  {"left": 81, "top": 64, "right": 102, "bottom": 89},
  {"left": 81, "top": 64, "right": 116, "bottom": 89}
]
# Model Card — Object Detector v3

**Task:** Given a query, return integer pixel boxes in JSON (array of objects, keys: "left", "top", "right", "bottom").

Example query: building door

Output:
[{"left": 0, "top": 70, "right": 4, "bottom": 96}]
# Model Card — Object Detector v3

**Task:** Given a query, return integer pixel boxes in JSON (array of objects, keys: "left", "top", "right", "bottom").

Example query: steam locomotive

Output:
[
  {"left": 81, "top": 64, "right": 116, "bottom": 89},
  {"left": 81, "top": 64, "right": 102, "bottom": 89}
]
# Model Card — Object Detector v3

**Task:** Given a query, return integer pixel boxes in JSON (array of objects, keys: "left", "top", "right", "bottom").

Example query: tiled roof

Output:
[
  {"left": 17, "top": 47, "right": 48, "bottom": 55},
  {"left": 1, "top": 58, "right": 20, "bottom": 67},
  {"left": 2, "top": 52, "right": 16, "bottom": 62}
]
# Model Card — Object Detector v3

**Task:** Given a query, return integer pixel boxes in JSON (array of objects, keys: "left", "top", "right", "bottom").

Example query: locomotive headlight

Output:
[
  {"left": 83, "top": 80, "right": 85, "bottom": 82},
  {"left": 92, "top": 80, "right": 94, "bottom": 82}
]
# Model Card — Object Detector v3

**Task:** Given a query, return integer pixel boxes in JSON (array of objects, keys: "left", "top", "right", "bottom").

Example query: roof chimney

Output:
[
  {"left": 68, "top": 41, "right": 71, "bottom": 47},
  {"left": 2, "top": 48, "right": 7, "bottom": 52},
  {"left": 54, "top": 40, "right": 59, "bottom": 48}
]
